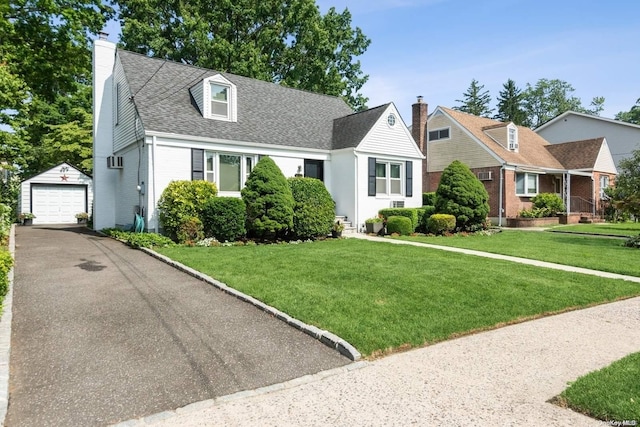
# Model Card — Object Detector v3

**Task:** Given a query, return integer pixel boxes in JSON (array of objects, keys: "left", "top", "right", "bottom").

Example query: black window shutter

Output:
[
  {"left": 192, "top": 149, "right": 204, "bottom": 180},
  {"left": 368, "top": 157, "right": 376, "bottom": 196},
  {"left": 406, "top": 161, "right": 413, "bottom": 197}
]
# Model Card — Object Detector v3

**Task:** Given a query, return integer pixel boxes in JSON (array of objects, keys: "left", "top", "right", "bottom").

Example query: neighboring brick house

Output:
[{"left": 410, "top": 99, "right": 617, "bottom": 225}]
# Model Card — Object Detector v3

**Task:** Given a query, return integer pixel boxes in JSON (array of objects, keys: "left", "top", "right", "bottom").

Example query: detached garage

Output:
[{"left": 19, "top": 163, "right": 93, "bottom": 224}]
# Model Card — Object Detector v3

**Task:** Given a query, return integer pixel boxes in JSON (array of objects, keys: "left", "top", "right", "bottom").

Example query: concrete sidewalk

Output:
[{"left": 119, "top": 233, "right": 640, "bottom": 426}]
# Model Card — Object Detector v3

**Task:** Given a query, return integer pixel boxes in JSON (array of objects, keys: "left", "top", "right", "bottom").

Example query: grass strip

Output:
[
  {"left": 555, "top": 352, "right": 640, "bottom": 421},
  {"left": 397, "top": 230, "right": 640, "bottom": 277},
  {"left": 551, "top": 222, "right": 640, "bottom": 237},
  {"left": 157, "top": 239, "right": 640, "bottom": 356}
]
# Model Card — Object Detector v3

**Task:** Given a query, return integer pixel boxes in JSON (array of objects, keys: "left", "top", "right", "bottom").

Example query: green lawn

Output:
[
  {"left": 396, "top": 230, "right": 640, "bottom": 277},
  {"left": 556, "top": 352, "right": 640, "bottom": 421},
  {"left": 551, "top": 222, "right": 640, "bottom": 237},
  {"left": 156, "top": 239, "right": 640, "bottom": 356}
]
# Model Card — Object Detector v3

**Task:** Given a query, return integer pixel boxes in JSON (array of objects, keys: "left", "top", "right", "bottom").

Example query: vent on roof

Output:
[
  {"left": 477, "top": 171, "right": 492, "bottom": 181},
  {"left": 391, "top": 200, "right": 405, "bottom": 208},
  {"left": 107, "top": 156, "right": 124, "bottom": 169}
]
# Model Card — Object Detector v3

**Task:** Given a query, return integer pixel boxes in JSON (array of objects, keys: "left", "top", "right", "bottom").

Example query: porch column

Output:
[{"left": 565, "top": 172, "right": 571, "bottom": 215}]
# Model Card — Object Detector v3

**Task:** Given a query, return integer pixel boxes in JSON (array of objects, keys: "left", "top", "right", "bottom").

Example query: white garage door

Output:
[{"left": 32, "top": 185, "right": 87, "bottom": 224}]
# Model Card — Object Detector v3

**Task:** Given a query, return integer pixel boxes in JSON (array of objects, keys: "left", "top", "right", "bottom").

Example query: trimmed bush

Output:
[
  {"left": 386, "top": 215, "right": 413, "bottom": 236},
  {"left": 0, "top": 249, "right": 12, "bottom": 297},
  {"left": 379, "top": 208, "right": 419, "bottom": 231},
  {"left": 624, "top": 234, "right": 640, "bottom": 249},
  {"left": 435, "top": 160, "right": 489, "bottom": 231},
  {"left": 202, "top": 197, "right": 246, "bottom": 242},
  {"left": 422, "top": 192, "right": 436, "bottom": 206},
  {"left": 158, "top": 180, "right": 218, "bottom": 240},
  {"left": 531, "top": 193, "right": 565, "bottom": 216},
  {"left": 427, "top": 214, "right": 456, "bottom": 235},
  {"left": 288, "top": 177, "right": 335, "bottom": 239},
  {"left": 241, "top": 156, "right": 294, "bottom": 240},
  {"left": 176, "top": 216, "right": 204, "bottom": 245}
]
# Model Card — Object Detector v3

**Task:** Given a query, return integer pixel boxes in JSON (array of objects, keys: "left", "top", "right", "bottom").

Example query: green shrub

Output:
[
  {"left": 386, "top": 215, "right": 413, "bottom": 236},
  {"left": 288, "top": 177, "right": 335, "bottom": 239},
  {"left": 422, "top": 192, "right": 436, "bottom": 206},
  {"left": 624, "top": 234, "right": 640, "bottom": 248},
  {"left": 241, "top": 156, "right": 294, "bottom": 240},
  {"left": 435, "top": 160, "right": 489, "bottom": 231},
  {"left": 417, "top": 206, "right": 435, "bottom": 233},
  {"left": 0, "top": 249, "right": 13, "bottom": 297},
  {"left": 0, "top": 203, "right": 12, "bottom": 245},
  {"left": 202, "top": 197, "right": 246, "bottom": 242},
  {"left": 531, "top": 193, "right": 565, "bottom": 216},
  {"left": 176, "top": 216, "right": 204, "bottom": 245},
  {"left": 379, "top": 208, "right": 419, "bottom": 231},
  {"left": 518, "top": 208, "right": 547, "bottom": 218},
  {"left": 125, "top": 233, "right": 176, "bottom": 249},
  {"left": 427, "top": 214, "right": 456, "bottom": 235},
  {"left": 157, "top": 180, "right": 218, "bottom": 240}
]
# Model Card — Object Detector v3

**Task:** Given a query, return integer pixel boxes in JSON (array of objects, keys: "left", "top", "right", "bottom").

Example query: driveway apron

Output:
[{"left": 6, "top": 225, "right": 348, "bottom": 426}]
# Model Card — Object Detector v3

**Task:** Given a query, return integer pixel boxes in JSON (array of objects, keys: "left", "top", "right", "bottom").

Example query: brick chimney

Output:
[{"left": 412, "top": 95, "right": 428, "bottom": 154}]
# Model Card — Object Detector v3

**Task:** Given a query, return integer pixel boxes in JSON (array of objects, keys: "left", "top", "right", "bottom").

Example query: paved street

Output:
[{"left": 6, "top": 225, "right": 348, "bottom": 426}]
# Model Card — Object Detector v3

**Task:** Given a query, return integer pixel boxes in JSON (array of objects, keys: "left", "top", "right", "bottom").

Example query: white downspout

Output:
[
  {"left": 499, "top": 164, "right": 505, "bottom": 227},
  {"left": 566, "top": 172, "right": 571, "bottom": 215},
  {"left": 353, "top": 150, "right": 359, "bottom": 232},
  {"left": 151, "top": 135, "right": 159, "bottom": 233},
  {"left": 591, "top": 175, "right": 596, "bottom": 216}
]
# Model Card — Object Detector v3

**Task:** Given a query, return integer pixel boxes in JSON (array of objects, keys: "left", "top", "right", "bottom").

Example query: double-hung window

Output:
[
  {"left": 515, "top": 172, "right": 538, "bottom": 196},
  {"left": 599, "top": 175, "right": 610, "bottom": 199},
  {"left": 210, "top": 83, "right": 229, "bottom": 119},
  {"left": 195, "top": 149, "right": 255, "bottom": 193},
  {"left": 376, "top": 161, "right": 403, "bottom": 196}
]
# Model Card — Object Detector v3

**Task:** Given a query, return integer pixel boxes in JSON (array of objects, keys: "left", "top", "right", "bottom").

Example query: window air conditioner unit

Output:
[
  {"left": 477, "top": 171, "right": 492, "bottom": 181},
  {"left": 391, "top": 200, "right": 405, "bottom": 208},
  {"left": 107, "top": 156, "right": 124, "bottom": 169}
]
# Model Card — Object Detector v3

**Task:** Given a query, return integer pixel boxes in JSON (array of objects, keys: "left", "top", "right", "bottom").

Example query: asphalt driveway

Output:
[{"left": 6, "top": 225, "right": 348, "bottom": 426}]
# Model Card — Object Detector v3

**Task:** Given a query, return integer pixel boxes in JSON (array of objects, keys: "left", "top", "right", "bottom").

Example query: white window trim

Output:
[
  {"left": 515, "top": 172, "right": 538, "bottom": 197},
  {"left": 507, "top": 123, "right": 518, "bottom": 151},
  {"left": 428, "top": 127, "right": 451, "bottom": 142},
  {"left": 203, "top": 74, "right": 237, "bottom": 122},
  {"left": 205, "top": 151, "right": 255, "bottom": 194},
  {"left": 599, "top": 175, "right": 610, "bottom": 199},
  {"left": 376, "top": 161, "right": 404, "bottom": 197}
]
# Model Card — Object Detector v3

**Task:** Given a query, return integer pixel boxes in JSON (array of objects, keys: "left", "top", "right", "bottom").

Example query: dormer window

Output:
[
  {"left": 190, "top": 74, "right": 237, "bottom": 122},
  {"left": 508, "top": 124, "right": 518, "bottom": 151},
  {"left": 210, "top": 83, "right": 229, "bottom": 118}
]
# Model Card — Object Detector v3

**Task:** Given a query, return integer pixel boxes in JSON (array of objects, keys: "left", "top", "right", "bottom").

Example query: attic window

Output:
[
  {"left": 508, "top": 125, "right": 518, "bottom": 151},
  {"left": 428, "top": 127, "right": 450, "bottom": 142},
  {"left": 210, "top": 83, "right": 229, "bottom": 118},
  {"left": 387, "top": 114, "right": 396, "bottom": 127}
]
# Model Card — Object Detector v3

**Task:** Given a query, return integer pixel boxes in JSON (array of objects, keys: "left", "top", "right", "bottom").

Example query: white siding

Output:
[
  {"left": 330, "top": 150, "right": 356, "bottom": 225},
  {"left": 113, "top": 55, "right": 143, "bottom": 152},
  {"left": 189, "top": 82, "right": 204, "bottom": 115},
  {"left": 114, "top": 144, "right": 148, "bottom": 228},
  {"left": 537, "top": 114, "right": 640, "bottom": 168},
  {"left": 19, "top": 163, "right": 93, "bottom": 224},
  {"left": 594, "top": 140, "right": 618, "bottom": 174},
  {"left": 357, "top": 106, "right": 423, "bottom": 158}
]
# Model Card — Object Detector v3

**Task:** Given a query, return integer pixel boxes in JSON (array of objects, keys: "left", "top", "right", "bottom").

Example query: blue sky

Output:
[{"left": 104, "top": 0, "right": 640, "bottom": 125}]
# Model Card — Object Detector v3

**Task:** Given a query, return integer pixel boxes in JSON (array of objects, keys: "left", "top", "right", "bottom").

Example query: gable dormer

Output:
[
  {"left": 190, "top": 74, "right": 238, "bottom": 122},
  {"left": 483, "top": 122, "right": 518, "bottom": 152}
]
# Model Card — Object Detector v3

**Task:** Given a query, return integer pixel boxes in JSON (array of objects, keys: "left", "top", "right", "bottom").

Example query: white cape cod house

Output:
[{"left": 92, "top": 37, "right": 423, "bottom": 233}]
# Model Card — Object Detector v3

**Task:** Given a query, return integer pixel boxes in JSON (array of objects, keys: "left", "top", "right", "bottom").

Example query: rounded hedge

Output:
[
  {"left": 531, "top": 193, "right": 565, "bottom": 216},
  {"left": 386, "top": 215, "right": 413, "bottom": 236},
  {"left": 241, "top": 156, "right": 294, "bottom": 240},
  {"left": 158, "top": 180, "right": 218, "bottom": 240},
  {"left": 202, "top": 197, "right": 246, "bottom": 242},
  {"left": 176, "top": 216, "right": 204, "bottom": 245},
  {"left": 427, "top": 213, "right": 456, "bottom": 235},
  {"left": 288, "top": 177, "right": 335, "bottom": 239},
  {"left": 435, "top": 160, "right": 489, "bottom": 231}
]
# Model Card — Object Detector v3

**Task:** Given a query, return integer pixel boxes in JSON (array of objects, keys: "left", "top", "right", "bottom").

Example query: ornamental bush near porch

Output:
[
  {"left": 386, "top": 215, "right": 413, "bottom": 236},
  {"left": 202, "top": 197, "right": 246, "bottom": 242},
  {"left": 288, "top": 177, "right": 335, "bottom": 239},
  {"left": 158, "top": 180, "right": 218, "bottom": 240}
]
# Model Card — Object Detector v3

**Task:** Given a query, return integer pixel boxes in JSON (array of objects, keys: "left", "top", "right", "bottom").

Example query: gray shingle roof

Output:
[
  {"left": 117, "top": 50, "right": 355, "bottom": 150},
  {"left": 332, "top": 104, "right": 389, "bottom": 149}
]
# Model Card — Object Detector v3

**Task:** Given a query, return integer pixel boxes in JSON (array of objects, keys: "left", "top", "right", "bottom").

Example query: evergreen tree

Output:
[
  {"left": 435, "top": 160, "right": 489, "bottom": 231},
  {"left": 453, "top": 79, "right": 493, "bottom": 117},
  {"left": 494, "top": 79, "right": 526, "bottom": 125}
]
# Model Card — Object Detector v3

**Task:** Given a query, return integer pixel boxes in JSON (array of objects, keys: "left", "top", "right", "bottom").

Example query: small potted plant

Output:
[
  {"left": 75, "top": 212, "right": 89, "bottom": 224},
  {"left": 19, "top": 212, "right": 36, "bottom": 226},
  {"left": 365, "top": 216, "right": 384, "bottom": 234},
  {"left": 331, "top": 220, "right": 345, "bottom": 238}
]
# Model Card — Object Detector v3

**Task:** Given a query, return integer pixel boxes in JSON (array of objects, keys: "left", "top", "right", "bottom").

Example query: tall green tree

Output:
[
  {"left": 494, "top": 79, "right": 526, "bottom": 125},
  {"left": 608, "top": 149, "right": 640, "bottom": 219},
  {"left": 522, "top": 79, "right": 604, "bottom": 128},
  {"left": 453, "top": 79, "right": 493, "bottom": 118},
  {"left": 115, "top": 0, "right": 371, "bottom": 110},
  {"left": 615, "top": 98, "right": 640, "bottom": 125}
]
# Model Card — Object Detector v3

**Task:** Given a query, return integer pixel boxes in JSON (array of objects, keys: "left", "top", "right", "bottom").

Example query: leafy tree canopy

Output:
[
  {"left": 609, "top": 149, "right": 640, "bottom": 218},
  {"left": 615, "top": 98, "right": 640, "bottom": 125},
  {"left": 453, "top": 79, "right": 493, "bottom": 118},
  {"left": 115, "top": 0, "right": 371, "bottom": 110}
]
